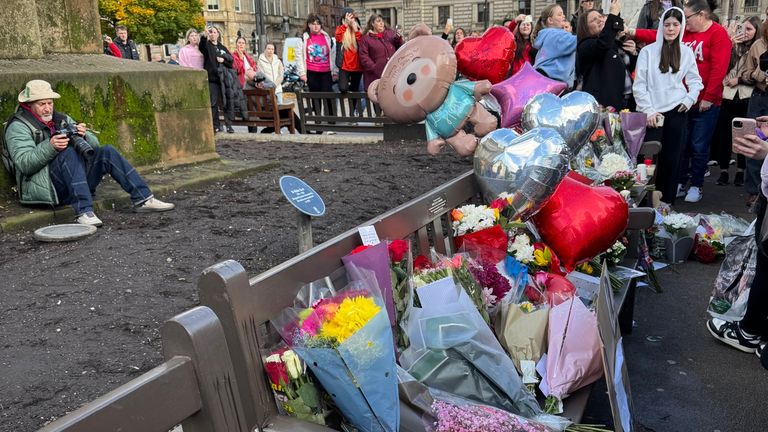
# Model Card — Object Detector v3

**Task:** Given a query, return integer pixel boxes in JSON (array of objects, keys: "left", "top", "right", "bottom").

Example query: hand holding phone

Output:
[{"left": 733, "top": 117, "right": 758, "bottom": 144}]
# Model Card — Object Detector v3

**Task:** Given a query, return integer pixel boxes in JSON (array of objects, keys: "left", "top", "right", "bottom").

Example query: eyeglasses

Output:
[{"left": 685, "top": 11, "right": 701, "bottom": 20}]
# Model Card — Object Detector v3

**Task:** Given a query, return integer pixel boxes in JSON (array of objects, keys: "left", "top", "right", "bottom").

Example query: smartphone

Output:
[
  {"left": 736, "top": 23, "right": 744, "bottom": 36},
  {"left": 447, "top": 18, "right": 453, "bottom": 26},
  {"left": 733, "top": 117, "right": 757, "bottom": 142}
]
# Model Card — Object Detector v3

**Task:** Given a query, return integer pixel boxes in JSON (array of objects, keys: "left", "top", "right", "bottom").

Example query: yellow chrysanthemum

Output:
[
  {"left": 533, "top": 248, "right": 550, "bottom": 267},
  {"left": 321, "top": 296, "right": 381, "bottom": 343},
  {"left": 520, "top": 302, "right": 534, "bottom": 313}
]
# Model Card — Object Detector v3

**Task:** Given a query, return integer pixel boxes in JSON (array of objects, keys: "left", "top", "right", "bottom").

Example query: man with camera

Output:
[{"left": 3, "top": 80, "right": 174, "bottom": 227}]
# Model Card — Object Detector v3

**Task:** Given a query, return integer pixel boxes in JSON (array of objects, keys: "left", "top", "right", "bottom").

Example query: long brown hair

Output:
[
  {"left": 534, "top": 5, "right": 562, "bottom": 37},
  {"left": 364, "top": 14, "right": 390, "bottom": 34},
  {"left": 514, "top": 22, "right": 532, "bottom": 60},
  {"left": 575, "top": 9, "right": 599, "bottom": 42},
  {"left": 659, "top": 9, "right": 683, "bottom": 73}
]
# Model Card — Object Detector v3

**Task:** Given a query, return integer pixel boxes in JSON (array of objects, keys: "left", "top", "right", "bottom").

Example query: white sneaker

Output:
[
  {"left": 135, "top": 197, "right": 175, "bottom": 212},
  {"left": 76, "top": 211, "right": 103, "bottom": 227},
  {"left": 684, "top": 186, "right": 702, "bottom": 203},
  {"left": 676, "top": 184, "right": 687, "bottom": 198},
  {"left": 707, "top": 160, "right": 718, "bottom": 166},
  {"left": 325, "top": 131, "right": 337, "bottom": 135}
]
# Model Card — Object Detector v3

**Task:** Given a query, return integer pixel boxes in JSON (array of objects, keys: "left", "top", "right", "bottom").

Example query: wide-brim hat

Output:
[{"left": 18, "top": 80, "right": 61, "bottom": 103}]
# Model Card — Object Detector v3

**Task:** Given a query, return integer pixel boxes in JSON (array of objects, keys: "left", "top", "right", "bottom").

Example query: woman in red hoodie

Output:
[{"left": 634, "top": 0, "right": 731, "bottom": 203}]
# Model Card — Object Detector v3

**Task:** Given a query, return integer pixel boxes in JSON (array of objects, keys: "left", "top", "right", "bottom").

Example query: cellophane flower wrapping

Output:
[
  {"left": 495, "top": 298, "right": 549, "bottom": 377},
  {"left": 544, "top": 297, "right": 603, "bottom": 413},
  {"left": 454, "top": 224, "right": 509, "bottom": 264},
  {"left": 270, "top": 268, "right": 400, "bottom": 432},
  {"left": 707, "top": 233, "right": 757, "bottom": 321},
  {"left": 263, "top": 345, "right": 327, "bottom": 425},
  {"left": 388, "top": 239, "right": 413, "bottom": 351},
  {"left": 619, "top": 111, "right": 648, "bottom": 161},
  {"left": 342, "top": 243, "right": 397, "bottom": 332},
  {"left": 399, "top": 276, "right": 543, "bottom": 420}
]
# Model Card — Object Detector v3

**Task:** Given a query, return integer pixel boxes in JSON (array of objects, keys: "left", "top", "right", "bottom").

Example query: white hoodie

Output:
[{"left": 632, "top": 7, "right": 703, "bottom": 116}]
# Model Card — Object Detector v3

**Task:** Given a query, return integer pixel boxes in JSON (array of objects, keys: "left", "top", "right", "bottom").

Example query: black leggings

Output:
[
  {"left": 741, "top": 194, "right": 768, "bottom": 337},
  {"left": 306, "top": 70, "right": 335, "bottom": 118},
  {"left": 712, "top": 96, "right": 747, "bottom": 170},
  {"left": 645, "top": 108, "right": 687, "bottom": 205},
  {"left": 208, "top": 81, "right": 232, "bottom": 130}
]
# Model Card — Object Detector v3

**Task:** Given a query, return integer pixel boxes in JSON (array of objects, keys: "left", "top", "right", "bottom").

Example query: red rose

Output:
[
  {"left": 523, "top": 284, "right": 543, "bottom": 304},
  {"left": 490, "top": 198, "right": 507, "bottom": 210},
  {"left": 264, "top": 360, "right": 289, "bottom": 390},
  {"left": 350, "top": 245, "right": 371, "bottom": 255},
  {"left": 388, "top": 239, "right": 409, "bottom": 263},
  {"left": 413, "top": 255, "right": 432, "bottom": 270},
  {"left": 694, "top": 237, "right": 717, "bottom": 263}
]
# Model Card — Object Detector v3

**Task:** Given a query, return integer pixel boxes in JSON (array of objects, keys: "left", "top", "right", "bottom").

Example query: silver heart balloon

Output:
[
  {"left": 521, "top": 91, "right": 600, "bottom": 154},
  {"left": 474, "top": 127, "right": 571, "bottom": 220}
]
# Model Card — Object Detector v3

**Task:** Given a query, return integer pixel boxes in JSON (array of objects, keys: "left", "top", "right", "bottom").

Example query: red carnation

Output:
[
  {"left": 388, "top": 239, "right": 409, "bottom": 263},
  {"left": 694, "top": 236, "right": 717, "bottom": 263},
  {"left": 413, "top": 255, "right": 432, "bottom": 271}
]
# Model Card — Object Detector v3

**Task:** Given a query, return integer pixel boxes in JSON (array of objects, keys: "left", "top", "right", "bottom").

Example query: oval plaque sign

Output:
[{"left": 279, "top": 175, "right": 326, "bottom": 217}]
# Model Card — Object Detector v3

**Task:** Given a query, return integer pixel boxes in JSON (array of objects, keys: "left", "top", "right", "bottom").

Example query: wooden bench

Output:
[
  {"left": 295, "top": 91, "right": 393, "bottom": 134},
  {"left": 198, "top": 170, "right": 654, "bottom": 431},
  {"left": 223, "top": 88, "right": 296, "bottom": 134},
  {"left": 38, "top": 307, "right": 249, "bottom": 432}
]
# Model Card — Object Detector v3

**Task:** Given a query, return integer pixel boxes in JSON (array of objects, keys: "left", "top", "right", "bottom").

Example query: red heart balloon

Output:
[
  {"left": 455, "top": 26, "right": 516, "bottom": 84},
  {"left": 533, "top": 176, "right": 629, "bottom": 271}
]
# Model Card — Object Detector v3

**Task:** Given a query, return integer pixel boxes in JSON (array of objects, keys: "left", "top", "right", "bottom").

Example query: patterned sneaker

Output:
[{"left": 707, "top": 318, "right": 761, "bottom": 353}]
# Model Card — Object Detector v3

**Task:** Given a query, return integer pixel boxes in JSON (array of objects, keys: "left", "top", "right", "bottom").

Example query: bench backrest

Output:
[
  {"left": 198, "top": 170, "right": 477, "bottom": 431},
  {"left": 38, "top": 306, "right": 249, "bottom": 432},
  {"left": 243, "top": 88, "right": 280, "bottom": 120},
  {"left": 295, "top": 91, "right": 393, "bottom": 134}
]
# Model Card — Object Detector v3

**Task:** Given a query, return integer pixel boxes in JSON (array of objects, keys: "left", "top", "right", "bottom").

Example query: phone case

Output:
[{"left": 733, "top": 117, "right": 757, "bottom": 142}]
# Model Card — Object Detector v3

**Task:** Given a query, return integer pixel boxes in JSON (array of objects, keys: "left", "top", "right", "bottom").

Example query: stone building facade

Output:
[{"left": 201, "top": 0, "right": 345, "bottom": 56}]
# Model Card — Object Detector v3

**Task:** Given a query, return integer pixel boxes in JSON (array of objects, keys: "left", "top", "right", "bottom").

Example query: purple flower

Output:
[
  {"left": 432, "top": 400, "right": 551, "bottom": 431},
  {"left": 469, "top": 260, "right": 512, "bottom": 304}
]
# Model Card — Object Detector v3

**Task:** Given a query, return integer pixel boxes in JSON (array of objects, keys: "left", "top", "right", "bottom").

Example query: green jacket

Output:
[{"left": 4, "top": 110, "right": 100, "bottom": 205}]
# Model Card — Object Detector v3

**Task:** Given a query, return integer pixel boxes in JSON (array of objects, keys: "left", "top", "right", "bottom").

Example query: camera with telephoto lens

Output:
[{"left": 55, "top": 122, "right": 94, "bottom": 159}]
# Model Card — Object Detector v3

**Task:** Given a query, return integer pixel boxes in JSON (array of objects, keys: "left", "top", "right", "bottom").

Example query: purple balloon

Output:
[{"left": 490, "top": 63, "right": 567, "bottom": 128}]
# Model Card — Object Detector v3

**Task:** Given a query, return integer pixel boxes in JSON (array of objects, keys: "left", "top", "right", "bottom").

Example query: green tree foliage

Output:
[{"left": 99, "top": 0, "right": 206, "bottom": 44}]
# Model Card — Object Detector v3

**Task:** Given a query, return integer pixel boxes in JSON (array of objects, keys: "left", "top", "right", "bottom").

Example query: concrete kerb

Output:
[
  {"left": 0, "top": 159, "right": 279, "bottom": 234},
  {"left": 218, "top": 132, "right": 384, "bottom": 144}
]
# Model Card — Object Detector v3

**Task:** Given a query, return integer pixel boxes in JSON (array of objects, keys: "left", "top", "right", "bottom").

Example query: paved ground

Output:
[{"left": 582, "top": 164, "right": 768, "bottom": 431}]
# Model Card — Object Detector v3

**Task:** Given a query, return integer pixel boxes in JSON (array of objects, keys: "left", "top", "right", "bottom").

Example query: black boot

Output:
[
  {"left": 716, "top": 171, "right": 729, "bottom": 185},
  {"left": 734, "top": 171, "right": 744, "bottom": 186}
]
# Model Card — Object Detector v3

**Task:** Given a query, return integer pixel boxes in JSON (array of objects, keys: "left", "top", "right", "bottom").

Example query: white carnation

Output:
[
  {"left": 509, "top": 234, "right": 535, "bottom": 263},
  {"left": 597, "top": 153, "right": 630, "bottom": 178}
]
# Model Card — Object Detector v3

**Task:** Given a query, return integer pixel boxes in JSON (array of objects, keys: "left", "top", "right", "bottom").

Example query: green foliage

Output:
[{"left": 99, "top": 0, "right": 206, "bottom": 44}]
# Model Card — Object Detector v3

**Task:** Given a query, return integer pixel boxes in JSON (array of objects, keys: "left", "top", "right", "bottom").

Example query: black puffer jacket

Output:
[{"left": 577, "top": 14, "right": 637, "bottom": 110}]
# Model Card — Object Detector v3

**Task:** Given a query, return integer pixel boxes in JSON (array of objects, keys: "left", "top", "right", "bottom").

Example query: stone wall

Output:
[
  {"left": 0, "top": 55, "right": 216, "bottom": 201},
  {"left": 0, "top": 0, "right": 101, "bottom": 59}
]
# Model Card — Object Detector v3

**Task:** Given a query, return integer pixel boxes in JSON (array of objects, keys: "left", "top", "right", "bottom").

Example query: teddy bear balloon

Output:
[{"left": 367, "top": 24, "right": 498, "bottom": 156}]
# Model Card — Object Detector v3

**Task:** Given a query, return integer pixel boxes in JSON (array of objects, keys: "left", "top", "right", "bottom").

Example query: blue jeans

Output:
[
  {"left": 49, "top": 145, "right": 152, "bottom": 216},
  {"left": 679, "top": 106, "right": 721, "bottom": 188}
]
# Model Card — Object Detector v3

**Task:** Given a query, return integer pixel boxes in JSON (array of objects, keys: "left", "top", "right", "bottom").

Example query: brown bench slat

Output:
[{"left": 39, "top": 356, "right": 202, "bottom": 432}]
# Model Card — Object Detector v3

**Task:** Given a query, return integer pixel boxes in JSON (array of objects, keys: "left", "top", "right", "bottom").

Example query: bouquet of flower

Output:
[
  {"left": 271, "top": 270, "right": 399, "bottom": 432},
  {"left": 263, "top": 347, "right": 326, "bottom": 425},
  {"left": 387, "top": 239, "right": 412, "bottom": 350},
  {"left": 662, "top": 213, "right": 697, "bottom": 239},
  {"left": 571, "top": 142, "right": 602, "bottom": 182},
  {"left": 451, "top": 204, "right": 509, "bottom": 264},
  {"left": 495, "top": 296, "right": 549, "bottom": 382},
  {"left": 589, "top": 127, "right": 612, "bottom": 158},
  {"left": 343, "top": 242, "right": 397, "bottom": 333},
  {"left": 399, "top": 276, "right": 543, "bottom": 420},
  {"left": 430, "top": 400, "right": 553, "bottom": 432},
  {"left": 543, "top": 297, "right": 603, "bottom": 414},
  {"left": 446, "top": 254, "right": 492, "bottom": 325},
  {"left": 693, "top": 217, "right": 725, "bottom": 263},
  {"left": 606, "top": 170, "right": 636, "bottom": 192},
  {"left": 601, "top": 239, "right": 628, "bottom": 266},
  {"left": 451, "top": 204, "right": 499, "bottom": 236},
  {"left": 597, "top": 153, "right": 631, "bottom": 179},
  {"left": 469, "top": 259, "right": 513, "bottom": 310}
]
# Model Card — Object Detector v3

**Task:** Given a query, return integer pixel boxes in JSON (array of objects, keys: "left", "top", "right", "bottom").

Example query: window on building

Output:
[
  {"left": 556, "top": 0, "right": 569, "bottom": 16},
  {"left": 518, "top": 0, "right": 530, "bottom": 15},
  {"left": 436, "top": 6, "right": 451, "bottom": 26},
  {"left": 207, "top": 0, "right": 219, "bottom": 11},
  {"left": 477, "top": 3, "right": 489, "bottom": 25},
  {"left": 235, "top": 0, "right": 241, "bottom": 12},
  {"left": 745, "top": 0, "right": 758, "bottom": 12}
]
